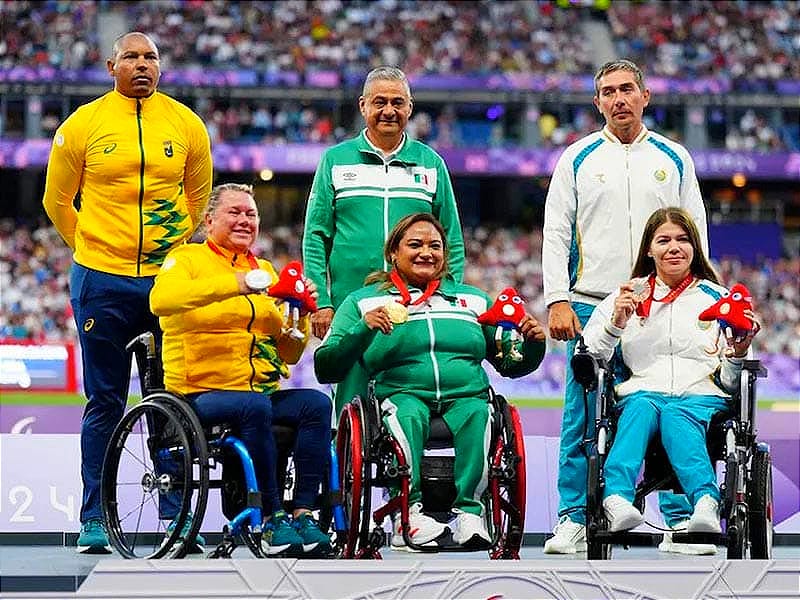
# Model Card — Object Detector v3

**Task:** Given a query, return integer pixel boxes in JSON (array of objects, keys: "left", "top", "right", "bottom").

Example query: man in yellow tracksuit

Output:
[{"left": 42, "top": 31, "right": 212, "bottom": 553}]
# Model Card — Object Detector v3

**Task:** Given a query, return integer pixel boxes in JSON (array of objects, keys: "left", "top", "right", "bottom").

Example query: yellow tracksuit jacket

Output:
[
  {"left": 150, "top": 241, "right": 309, "bottom": 395},
  {"left": 42, "top": 89, "right": 213, "bottom": 276}
]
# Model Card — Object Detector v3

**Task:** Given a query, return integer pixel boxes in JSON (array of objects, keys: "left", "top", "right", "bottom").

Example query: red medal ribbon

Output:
[
  {"left": 207, "top": 239, "right": 259, "bottom": 270},
  {"left": 635, "top": 272, "right": 695, "bottom": 318},
  {"left": 389, "top": 269, "right": 440, "bottom": 306}
]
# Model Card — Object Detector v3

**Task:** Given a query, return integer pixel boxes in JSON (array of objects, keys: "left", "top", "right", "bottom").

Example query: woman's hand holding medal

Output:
[
  {"left": 364, "top": 305, "right": 396, "bottom": 334},
  {"left": 612, "top": 279, "right": 650, "bottom": 329}
]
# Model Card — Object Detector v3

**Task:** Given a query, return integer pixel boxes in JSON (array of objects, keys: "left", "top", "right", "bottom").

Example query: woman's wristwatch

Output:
[{"left": 244, "top": 269, "right": 271, "bottom": 292}]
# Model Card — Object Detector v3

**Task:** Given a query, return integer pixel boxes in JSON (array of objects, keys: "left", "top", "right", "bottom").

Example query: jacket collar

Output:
[
  {"left": 109, "top": 88, "right": 159, "bottom": 110},
  {"left": 601, "top": 124, "right": 649, "bottom": 145},
  {"left": 356, "top": 130, "right": 420, "bottom": 164},
  {"left": 387, "top": 273, "right": 458, "bottom": 298}
]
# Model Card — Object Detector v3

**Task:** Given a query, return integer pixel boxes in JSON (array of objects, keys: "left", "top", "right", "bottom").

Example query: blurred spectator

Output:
[
  {"left": 5, "top": 220, "right": 797, "bottom": 359},
  {"left": 608, "top": 0, "right": 800, "bottom": 85}
]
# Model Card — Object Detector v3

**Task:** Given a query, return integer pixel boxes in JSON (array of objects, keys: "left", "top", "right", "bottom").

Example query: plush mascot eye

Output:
[
  {"left": 498, "top": 294, "right": 508, "bottom": 302},
  {"left": 731, "top": 292, "right": 743, "bottom": 301},
  {"left": 512, "top": 296, "right": 523, "bottom": 304}
]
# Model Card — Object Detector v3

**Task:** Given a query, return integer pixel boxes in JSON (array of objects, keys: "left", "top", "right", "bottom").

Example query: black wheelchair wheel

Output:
[
  {"left": 587, "top": 533, "right": 613, "bottom": 560},
  {"left": 726, "top": 504, "right": 748, "bottom": 559},
  {"left": 488, "top": 403, "right": 526, "bottom": 559},
  {"left": 585, "top": 452, "right": 612, "bottom": 560},
  {"left": 101, "top": 401, "right": 193, "bottom": 559},
  {"left": 145, "top": 393, "right": 211, "bottom": 558},
  {"left": 748, "top": 447, "right": 773, "bottom": 559},
  {"left": 336, "top": 404, "right": 369, "bottom": 558},
  {"left": 240, "top": 523, "right": 266, "bottom": 558}
]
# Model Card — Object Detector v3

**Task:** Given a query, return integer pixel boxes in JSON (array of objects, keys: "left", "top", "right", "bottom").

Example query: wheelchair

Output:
[
  {"left": 572, "top": 336, "right": 773, "bottom": 560},
  {"left": 336, "top": 383, "right": 526, "bottom": 559},
  {"left": 100, "top": 332, "right": 347, "bottom": 559}
]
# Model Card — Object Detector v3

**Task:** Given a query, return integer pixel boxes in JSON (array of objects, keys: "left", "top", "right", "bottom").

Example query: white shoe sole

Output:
[
  {"left": 687, "top": 520, "right": 721, "bottom": 534},
  {"left": 658, "top": 540, "right": 717, "bottom": 555},
  {"left": 543, "top": 539, "right": 587, "bottom": 554},
  {"left": 607, "top": 512, "right": 644, "bottom": 532},
  {"left": 76, "top": 544, "right": 112, "bottom": 555}
]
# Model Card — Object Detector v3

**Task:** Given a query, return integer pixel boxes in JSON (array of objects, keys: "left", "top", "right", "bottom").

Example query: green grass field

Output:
[{"left": 0, "top": 391, "right": 791, "bottom": 410}]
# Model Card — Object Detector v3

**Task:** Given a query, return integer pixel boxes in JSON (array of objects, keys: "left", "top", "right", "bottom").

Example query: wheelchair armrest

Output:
[{"left": 571, "top": 350, "right": 608, "bottom": 391}]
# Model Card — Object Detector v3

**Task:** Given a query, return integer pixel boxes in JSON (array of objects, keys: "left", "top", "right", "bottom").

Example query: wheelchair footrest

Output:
[
  {"left": 590, "top": 531, "right": 664, "bottom": 546},
  {"left": 672, "top": 532, "right": 725, "bottom": 545}
]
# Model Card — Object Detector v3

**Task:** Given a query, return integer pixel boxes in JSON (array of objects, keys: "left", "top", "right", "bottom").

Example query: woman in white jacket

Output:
[{"left": 581, "top": 207, "right": 759, "bottom": 536}]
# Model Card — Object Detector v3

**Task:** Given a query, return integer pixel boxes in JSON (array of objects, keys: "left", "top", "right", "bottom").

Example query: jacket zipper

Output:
[
  {"left": 668, "top": 302, "right": 674, "bottom": 394},
  {"left": 625, "top": 144, "right": 633, "bottom": 271},
  {"left": 245, "top": 296, "right": 257, "bottom": 390},
  {"left": 383, "top": 161, "right": 390, "bottom": 271},
  {"left": 425, "top": 309, "right": 442, "bottom": 401},
  {"left": 136, "top": 100, "right": 145, "bottom": 276}
]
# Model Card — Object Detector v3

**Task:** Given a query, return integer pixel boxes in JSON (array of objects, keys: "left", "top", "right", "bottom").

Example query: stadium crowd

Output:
[
  {"left": 608, "top": 0, "right": 800, "bottom": 85},
  {"left": 2, "top": 220, "right": 798, "bottom": 360},
  {"left": 2, "top": 1, "right": 797, "bottom": 150},
  {"left": 4, "top": 1, "right": 796, "bottom": 83}
]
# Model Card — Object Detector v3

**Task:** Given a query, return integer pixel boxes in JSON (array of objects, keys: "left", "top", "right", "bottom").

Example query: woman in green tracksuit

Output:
[{"left": 314, "top": 213, "right": 546, "bottom": 549}]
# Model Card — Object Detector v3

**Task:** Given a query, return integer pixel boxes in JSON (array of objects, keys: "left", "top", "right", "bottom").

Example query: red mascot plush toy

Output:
[
  {"left": 698, "top": 283, "right": 754, "bottom": 338},
  {"left": 268, "top": 260, "right": 317, "bottom": 340},
  {"left": 477, "top": 287, "right": 526, "bottom": 361}
]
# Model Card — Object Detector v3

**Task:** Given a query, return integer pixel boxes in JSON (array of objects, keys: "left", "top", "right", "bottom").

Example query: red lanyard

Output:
[
  {"left": 206, "top": 239, "right": 259, "bottom": 270},
  {"left": 390, "top": 269, "right": 440, "bottom": 306},
  {"left": 635, "top": 272, "right": 694, "bottom": 318}
]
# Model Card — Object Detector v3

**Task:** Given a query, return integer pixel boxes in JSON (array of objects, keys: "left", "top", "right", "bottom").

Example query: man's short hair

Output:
[
  {"left": 362, "top": 66, "right": 411, "bottom": 98},
  {"left": 594, "top": 59, "right": 645, "bottom": 95}
]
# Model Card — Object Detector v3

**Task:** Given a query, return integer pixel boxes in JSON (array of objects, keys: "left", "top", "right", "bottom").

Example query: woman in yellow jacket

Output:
[{"left": 150, "top": 183, "right": 332, "bottom": 557}]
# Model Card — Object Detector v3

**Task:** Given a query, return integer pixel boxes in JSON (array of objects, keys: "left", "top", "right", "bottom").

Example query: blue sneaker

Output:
[
  {"left": 77, "top": 518, "right": 111, "bottom": 554},
  {"left": 292, "top": 512, "right": 332, "bottom": 557},
  {"left": 165, "top": 512, "right": 206, "bottom": 554},
  {"left": 261, "top": 511, "right": 304, "bottom": 556}
]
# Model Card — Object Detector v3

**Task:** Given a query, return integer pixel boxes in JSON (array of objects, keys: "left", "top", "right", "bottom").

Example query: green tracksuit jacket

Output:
[
  {"left": 314, "top": 277, "right": 544, "bottom": 514},
  {"left": 302, "top": 130, "right": 465, "bottom": 311}
]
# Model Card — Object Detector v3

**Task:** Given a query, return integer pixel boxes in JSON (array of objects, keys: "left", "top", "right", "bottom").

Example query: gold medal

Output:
[{"left": 384, "top": 300, "right": 409, "bottom": 324}]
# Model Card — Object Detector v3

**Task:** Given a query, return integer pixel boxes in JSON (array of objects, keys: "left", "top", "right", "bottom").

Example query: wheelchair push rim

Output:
[{"left": 101, "top": 400, "right": 195, "bottom": 559}]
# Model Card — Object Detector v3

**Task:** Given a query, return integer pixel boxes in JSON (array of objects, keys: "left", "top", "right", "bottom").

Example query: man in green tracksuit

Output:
[
  {"left": 315, "top": 271, "right": 545, "bottom": 548},
  {"left": 302, "top": 66, "right": 465, "bottom": 414}
]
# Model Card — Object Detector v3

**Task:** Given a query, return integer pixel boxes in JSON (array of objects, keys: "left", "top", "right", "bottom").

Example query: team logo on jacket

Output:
[
  {"left": 163, "top": 141, "right": 174, "bottom": 157},
  {"left": 654, "top": 169, "right": 667, "bottom": 182},
  {"left": 83, "top": 318, "right": 95, "bottom": 332},
  {"left": 103, "top": 143, "right": 116, "bottom": 154}
]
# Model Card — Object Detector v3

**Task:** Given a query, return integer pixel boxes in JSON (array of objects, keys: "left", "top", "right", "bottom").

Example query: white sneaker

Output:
[
  {"left": 390, "top": 503, "right": 448, "bottom": 550},
  {"left": 688, "top": 495, "right": 721, "bottom": 533},
  {"left": 450, "top": 510, "right": 491, "bottom": 549},
  {"left": 658, "top": 521, "right": 718, "bottom": 555},
  {"left": 602, "top": 494, "right": 644, "bottom": 532},
  {"left": 543, "top": 516, "right": 586, "bottom": 554}
]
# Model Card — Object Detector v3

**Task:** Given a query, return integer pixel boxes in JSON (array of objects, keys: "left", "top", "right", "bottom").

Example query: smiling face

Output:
[
  {"left": 391, "top": 221, "right": 444, "bottom": 288},
  {"left": 649, "top": 220, "right": 694, "bottom": 286},
  {"left": 107, "top": 33, "right": 161, "bottom": 98},
  {"left": 593, "top": 68, "right": 650, "bottom": 143},
  {"left": 205, "top": 189, "right": 259, "bottom": 254},
  {"left": 359, "top": 78, "right": 412, "bottom": 151}
]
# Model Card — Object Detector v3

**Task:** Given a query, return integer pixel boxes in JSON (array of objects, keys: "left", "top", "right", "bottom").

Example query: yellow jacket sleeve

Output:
[
  {"left": 42, "top": 119, "right": 84, "bottom": 250},
  {"left": 183, "top": 121, "right": 213, "bottom": 231},
  {"left": 150, "top": 247, "right": 240, "bottom": 316}
]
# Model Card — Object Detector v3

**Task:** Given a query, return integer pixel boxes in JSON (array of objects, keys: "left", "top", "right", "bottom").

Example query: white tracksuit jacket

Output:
[
  {"left": 543, "top": 126, "right": 708, "bottom": 308},
  {"left": 582, "top": 277, "right": 745, "bottom": 399}
]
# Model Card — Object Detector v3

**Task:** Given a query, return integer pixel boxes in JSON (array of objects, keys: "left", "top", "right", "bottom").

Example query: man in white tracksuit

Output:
[{"left": 542, "top": 59, "right": 710, "bottom": 555}]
